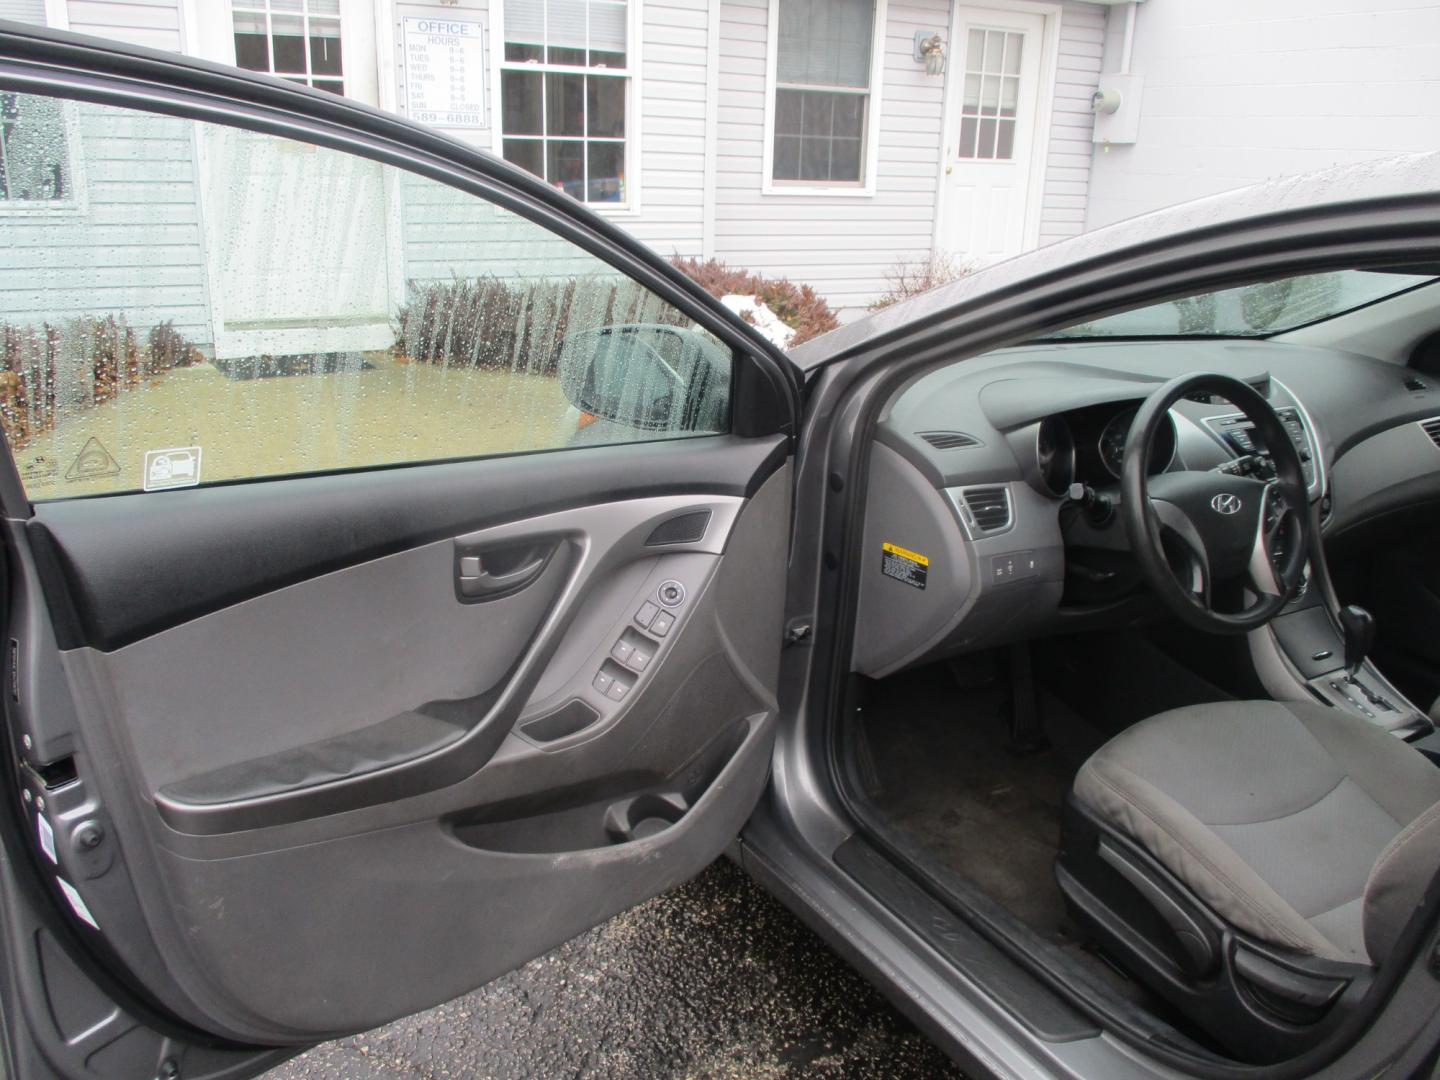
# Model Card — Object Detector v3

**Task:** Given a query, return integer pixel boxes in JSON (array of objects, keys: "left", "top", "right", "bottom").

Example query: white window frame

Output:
[
  {"left": 761, "top": 0, "right": 886, "bottom": 198},
  {"left": 0, "top": 94, "right": 87, "bottom": 219},
  {"left": 490, "top": 0, "right": 644, "bottom": 217},
  {"left": 228, "top": 0, "right": 348, "bottom": 95}
]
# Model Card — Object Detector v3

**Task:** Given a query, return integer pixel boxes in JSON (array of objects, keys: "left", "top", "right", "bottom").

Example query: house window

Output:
[
  {"left": 0, "top": 92, "right": 72, "bottom": 205},
  {"left": 500, "top": 0, "right": 630, "bottom": 205},
  {"left": 956, "top": 29, "right": 1023, "bottom": 160},
  {"left": 770, "top": 0, "right": 876, "bottom": 185},
  {"left": 232, "top": 0, "right": 345, "bottom": 96}
]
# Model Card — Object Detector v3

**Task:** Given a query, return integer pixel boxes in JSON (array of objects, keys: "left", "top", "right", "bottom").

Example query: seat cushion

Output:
[{"left": 1073, "top": 701, "right": 1440, "bottom": 963}]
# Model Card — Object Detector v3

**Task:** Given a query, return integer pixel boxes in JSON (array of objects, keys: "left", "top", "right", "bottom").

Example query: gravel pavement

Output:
[{"left": 263, "top": 857, "right": 966, "bottom": 1079}]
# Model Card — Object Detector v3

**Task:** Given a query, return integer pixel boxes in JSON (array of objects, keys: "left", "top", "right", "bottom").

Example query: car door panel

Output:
[
  {"left": 11, "top": 452, "right": 789, "bottom": 1041},
  {"left": 0, "top": 27, "right": 800, "bottom": 1075}
]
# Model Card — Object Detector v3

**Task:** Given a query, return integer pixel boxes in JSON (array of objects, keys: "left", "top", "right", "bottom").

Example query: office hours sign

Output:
[{"left": 403, "top": 17, "right": 486, "bottom": 128}]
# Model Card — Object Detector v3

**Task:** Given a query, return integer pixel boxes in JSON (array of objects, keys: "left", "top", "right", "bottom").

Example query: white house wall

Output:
[
  {"left": 713, "top": 0, "right": 950, "bottom": 317},
  {"left": 0, "top": 99, "right": 212, "bottom": 344},
  {"left": 1085, "top": 0, "right": 1440, "bottom": 231},
  {"left": 5, "top": 0, "right": 1109, "bottom": 331},
  {"left": 1040, "top": 0, "right": 1103, "bottom": 247},
  {"left": 66, "top": 0, "right": 184, "bottom": 51}
]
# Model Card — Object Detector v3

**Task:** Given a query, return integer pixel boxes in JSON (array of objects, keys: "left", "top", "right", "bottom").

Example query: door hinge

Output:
[{"left": 784, "top": 619, "right": 812, "bottom": 646}]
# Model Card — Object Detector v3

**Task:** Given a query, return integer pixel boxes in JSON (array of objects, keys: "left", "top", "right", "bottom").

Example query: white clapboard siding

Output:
[
  {"left": 713, "top": 0, "right": 950, "bottom": 317},
  {"left": 1041, "top": 1, "right": 1103, "bottom": 247},
  {"left": 1085, "top": 0, "right": 1440, "bottom": 230},
  {"left": 0, "top": 0, "right": 44, "bottom": 22},
  {"left": 398, "top": 173, "right": 619, "bottom": 284},
  {"left": 621, "top": 0, "right": 710, "bottom": 256},
  {"left": 66, "top": 0, "right": 185, "bottom": 52},
  {"left": 0, "top": 101, "right": 213, "bottom": 346}
]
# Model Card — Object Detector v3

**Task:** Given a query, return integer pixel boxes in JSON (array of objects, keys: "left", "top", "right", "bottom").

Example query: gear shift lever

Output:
[{"left": 1338, "top": 604, "right": 1376, "bottom": 681}]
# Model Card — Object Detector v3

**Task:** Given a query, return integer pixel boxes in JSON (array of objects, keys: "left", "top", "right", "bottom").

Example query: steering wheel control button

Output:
[
  {"left": 634, "top": 601, "right": 659, "bottom": 628},
  {"left": 657, "top": 580, "right": 686, "bottom": 608},
  {"left": 649, "top": 611, "right": 675, "bottom": 637}
]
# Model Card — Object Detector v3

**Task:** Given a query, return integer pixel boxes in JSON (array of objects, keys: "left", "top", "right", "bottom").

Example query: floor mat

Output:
[{"left": 858, "top": 659, "right": 1106, "bottom": 934}]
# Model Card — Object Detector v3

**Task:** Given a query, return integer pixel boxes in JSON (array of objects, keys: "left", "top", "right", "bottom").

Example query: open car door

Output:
[{"left": 0, "top": 24, "right": 799, "bottom": 1079}]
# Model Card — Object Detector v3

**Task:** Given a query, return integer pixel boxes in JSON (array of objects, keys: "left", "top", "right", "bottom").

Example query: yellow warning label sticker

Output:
[
  {"left": 881, "top": 542, "right": 929, "bottom": 567},
  {"left": 881, "top": 542, "right": 929, "bottom": 590}
]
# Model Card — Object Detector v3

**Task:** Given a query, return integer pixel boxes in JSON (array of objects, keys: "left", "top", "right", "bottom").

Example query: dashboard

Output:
[{"left": 853, "top": 338, "right": 1440, "bottom": 678}]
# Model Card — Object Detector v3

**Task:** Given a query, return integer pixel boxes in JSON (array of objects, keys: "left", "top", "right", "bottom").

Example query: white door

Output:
[
  {"left": 939, "top": 7, "right": 1045, "bottom": 264},
  {"left": 190, "top": 0, "right": 396, "bottom": 359}
]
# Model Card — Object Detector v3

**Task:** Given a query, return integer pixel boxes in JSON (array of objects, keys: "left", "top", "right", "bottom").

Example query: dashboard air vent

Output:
[
  {"left": 961, "top": 486, "right": 1012, "bottom": 534},
  {"left": 1421, "top": 417, "right": 1440, "bottom": 449},
  {"left": 918, "top": 430, "right": 980, "bottom": 450}
]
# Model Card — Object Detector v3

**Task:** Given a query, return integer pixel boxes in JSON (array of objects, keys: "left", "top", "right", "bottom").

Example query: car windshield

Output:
[{"left": 1040, "top": 270, "right": 1438, "bottom": 340}]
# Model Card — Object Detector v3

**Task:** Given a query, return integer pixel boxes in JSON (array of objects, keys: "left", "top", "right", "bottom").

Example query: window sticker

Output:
[
  {"left": 36, "top": 812, "right": 56, "bottom": 865},
  {"left": 56, "top": 877, "right": 98, "bottom": 930},
  {"left": 143, "top": 446, "right": 202, "bottom": 492}
]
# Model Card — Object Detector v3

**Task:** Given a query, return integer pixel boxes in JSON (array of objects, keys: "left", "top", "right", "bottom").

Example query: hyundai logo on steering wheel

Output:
[{"left": 1211, "top": 492, "right": 1243, "bottom": 515}]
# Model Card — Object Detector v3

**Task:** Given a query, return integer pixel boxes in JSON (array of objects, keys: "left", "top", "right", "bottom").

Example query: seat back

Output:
[{"left": 1364, "top": 799, "right": 1440, "bottom": 965}]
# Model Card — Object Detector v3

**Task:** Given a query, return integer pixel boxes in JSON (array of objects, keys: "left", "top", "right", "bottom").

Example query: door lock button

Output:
[
  {"left": 649, "top": 612, "right": 674, "bottom": 637},
  {"left": 635, "top": 601, "right": 659, "bottom": 628}
]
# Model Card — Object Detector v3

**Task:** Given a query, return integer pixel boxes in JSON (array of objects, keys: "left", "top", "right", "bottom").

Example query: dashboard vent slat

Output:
[
  {"left": 961, "top": 486, "right": 1012, "bottom": 534},
  {"left": 918, "top": 430, "right": 980, "bottom": 450},
  {"left": 1421, "top": 417, "right": 1440, "bottom": 449}
]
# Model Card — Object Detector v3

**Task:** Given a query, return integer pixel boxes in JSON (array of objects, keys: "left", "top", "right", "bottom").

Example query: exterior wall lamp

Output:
[{"left": 913, "top": 31, "right": 946, "bottom": 76}]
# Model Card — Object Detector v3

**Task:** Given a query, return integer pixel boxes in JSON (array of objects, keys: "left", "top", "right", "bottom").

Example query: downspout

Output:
[{"left": 1120, "top": 0, "right": 1137, "bottom": 74}]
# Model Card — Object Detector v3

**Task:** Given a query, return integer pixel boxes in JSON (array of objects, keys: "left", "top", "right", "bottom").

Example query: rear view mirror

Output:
[{"left": 556, "top": 324, "right": 731, "bottom": 432}]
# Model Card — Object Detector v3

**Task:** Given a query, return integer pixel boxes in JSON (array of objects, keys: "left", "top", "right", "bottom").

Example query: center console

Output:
[{"left": 1265, "top": 589, "right": 1431, "bottom": 738}]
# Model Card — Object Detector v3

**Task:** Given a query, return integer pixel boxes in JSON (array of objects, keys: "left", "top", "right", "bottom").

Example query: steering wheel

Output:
[{"left": 1121, "top": 372, "right": 1310, "bottom": 634}]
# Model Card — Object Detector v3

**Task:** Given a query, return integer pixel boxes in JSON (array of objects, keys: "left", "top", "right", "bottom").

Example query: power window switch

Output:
[
  {"left": 593, "top": 669, "right": 615, "bottom": 696},
  {"left": 635, "top": 602, "right": 659, "bottom": 628},
  {"left": 606, "top": 678, "right": 630, "bottom": 701},
  {"left": 650, "top": 612, "right": 674, "bottom": 637},
  {"left": 611, "top": 639, "right": 634, "bottom": 665},
  {"left": 628, "top": 646, "right": 652, "bottom": 672}
]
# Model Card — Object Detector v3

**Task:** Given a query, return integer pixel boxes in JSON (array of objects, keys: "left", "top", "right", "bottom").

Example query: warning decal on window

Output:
[{"left": 881, "top": 541, "right": 929, "bottom": 590}]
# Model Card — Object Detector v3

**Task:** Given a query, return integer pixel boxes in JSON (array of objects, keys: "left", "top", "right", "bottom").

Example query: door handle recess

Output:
[{"left": 456, "top": 544, "right": 553, "bottom": 601}]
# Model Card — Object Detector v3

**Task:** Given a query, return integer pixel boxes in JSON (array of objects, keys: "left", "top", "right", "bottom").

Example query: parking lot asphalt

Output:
[{"left": 263, "top": 857, "right": 966, "bottom": 1079}]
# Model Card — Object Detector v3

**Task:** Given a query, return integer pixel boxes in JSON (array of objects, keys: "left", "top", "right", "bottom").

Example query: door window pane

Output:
[
  {"left": 956, "top": 29, "right": 1023, "bottom": 161},
  {"left": 0, "top": 95, "right": 731, "bottom": 500},
  {"left": 232, "top": 0, "right": 347, "bottom": 96},
  {"left": 501, "top": 0, "right": 632, "bottom": 204},
  {"left": 771, "top": 0, "right": 874, "bottom": 184},
  {"left": 772, "top": 89, "right": 866, "bottom": 183}
]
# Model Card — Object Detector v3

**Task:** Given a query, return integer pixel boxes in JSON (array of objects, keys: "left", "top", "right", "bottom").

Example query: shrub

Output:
[
  {"left": 669, "top": 257, "right": 839, "bottom": 345},
  {"left": 393, "top": 275, "right": 689, "bottom": 374},
  {"left": 0, "top": 316, "right": 201, "bottom": 448},
  {"left": 868, "top": 252, "right": 971, "bottom": 312}
]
